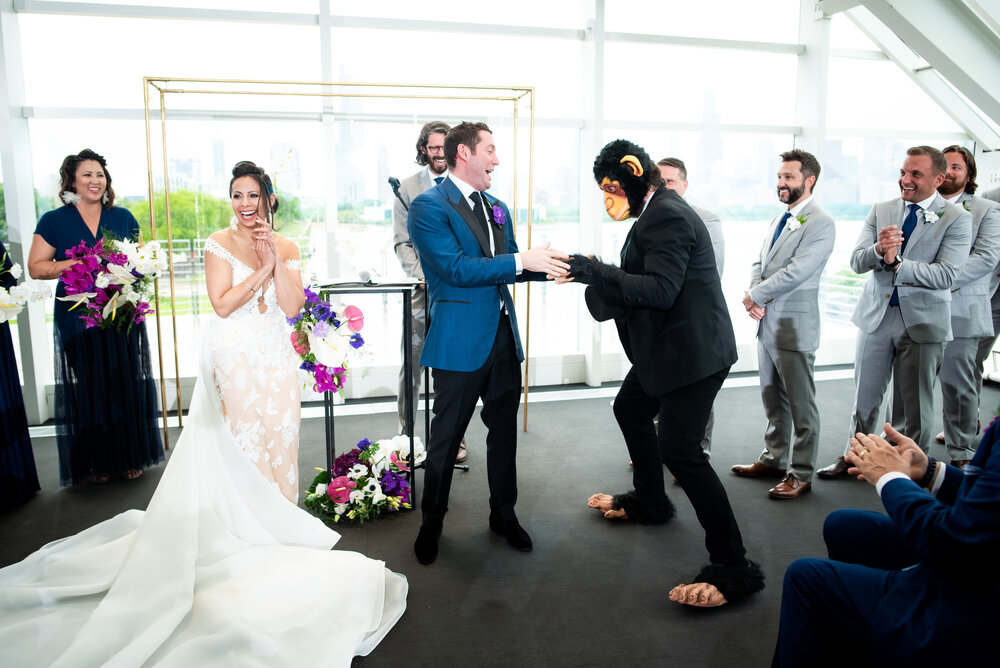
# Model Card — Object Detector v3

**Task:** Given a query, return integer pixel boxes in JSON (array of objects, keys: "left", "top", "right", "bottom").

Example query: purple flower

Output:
[
  {"left": 349, "top": 333, "right": 364, "bottom": 349},
  {"left": 312, "top": 320, "right": 330, "bottom": 338},
  {"left": 304, "top": 287, "right": 320, "bottom": 304},
  {"left": 286, "top": 313, "right": 302, "bottom": 325},
  {"left": 332, "top": 449, "right": 362, "bottom": 477},
  {"left": 357, "top": 438, "right": 372, "bottom": 451},
  {"left": 492, "top": 205, "right": 505, "bottom": 226},
  {"left": 108, "top": 253, "right": 128, "bottom": 266},
  {"left": 299, "top": 360, "right": 315, "bottom": 372},
  {"left": 380, "top": 470, "right": 405, "bottom": 496}
]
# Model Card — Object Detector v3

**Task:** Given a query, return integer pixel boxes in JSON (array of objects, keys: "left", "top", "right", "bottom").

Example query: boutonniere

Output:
[
  {"left": 787, "top": 215, "right": 807, "bottom": 232},
  {"left": 922, "top": 209, "right": 940, "bottom": 223},
  {"left": 492, "top": 205, "right": 505, "bottom": 227},
  {"left": 962, "top": 200, "right": 972, "bottom": 212}
]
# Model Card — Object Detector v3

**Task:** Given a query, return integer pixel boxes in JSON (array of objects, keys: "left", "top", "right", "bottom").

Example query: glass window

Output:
[
  {"left": 829, "top": 12, "right": 880, "bottom": 50},
  {"left": 26, "top": 0, "right": 318, "bottom": 10},
  {"left": 604, "top": 0, "right": 800, "bottom": 43},
  {"left": 19, "top": 15, "right": 322, "bottom": 108},
  {"left": 330, "top": 0, "right": 590, "bottom": 28},
  {"left": 603, "top": 43, "right": 798, "bottom": 126}
]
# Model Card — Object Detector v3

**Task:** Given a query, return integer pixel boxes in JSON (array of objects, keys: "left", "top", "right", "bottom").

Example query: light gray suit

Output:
[
  {"left": 848, "top": 195, "right": 972, "bottom": 452},
  {"left": 926, "top": 194, "right": 1000, "bottom": 459},
  {"left": 748, "top": 200, "right": 836, "bottom": 482},
  {"left": 982, "top": 186, "right": 1000, "bottom": 204},
  {"left": 690, "top": 203, "right": 724, "bottom": 456},
  {"left": 392, "top": 167, "right": 438, "bottom": 428}
]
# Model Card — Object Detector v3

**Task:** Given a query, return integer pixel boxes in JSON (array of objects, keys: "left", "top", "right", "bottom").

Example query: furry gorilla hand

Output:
[{"left": 567, "top": 254, "right": 625, "bottom": 288}]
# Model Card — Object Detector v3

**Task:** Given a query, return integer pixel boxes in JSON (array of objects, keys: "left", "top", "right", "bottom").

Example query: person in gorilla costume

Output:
[{"left": 563, "top": 139, "right": 765, "bottom": 607}]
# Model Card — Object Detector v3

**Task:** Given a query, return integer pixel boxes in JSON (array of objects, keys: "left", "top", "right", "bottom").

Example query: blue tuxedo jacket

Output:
[
  {"left": 407, "top": 177, "right": 543, "bottom": 372},
  {"left": 873, "top": 419, "right": 1000, "bottom": 658}
]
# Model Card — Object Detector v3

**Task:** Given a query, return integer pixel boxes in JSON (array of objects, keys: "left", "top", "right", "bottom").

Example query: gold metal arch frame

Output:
[{"left": 142, "top": 77, "right": 538, "bottom": 449}]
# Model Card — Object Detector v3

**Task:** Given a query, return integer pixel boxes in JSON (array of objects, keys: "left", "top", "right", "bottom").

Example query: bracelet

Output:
[
  {"left": 242, "top": 281, "right": 256, "bottom": 294},
  {"left": 919, "top": 457, "right": 937, "bottom": 488}
]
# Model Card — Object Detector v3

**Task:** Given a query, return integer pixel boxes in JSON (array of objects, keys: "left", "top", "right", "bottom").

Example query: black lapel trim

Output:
[
  {"left": 447, "top": 191, "right": 492, "bottom": 258},
  {"left": 484, "top": 194, "right": 507, "bottom": 255}
]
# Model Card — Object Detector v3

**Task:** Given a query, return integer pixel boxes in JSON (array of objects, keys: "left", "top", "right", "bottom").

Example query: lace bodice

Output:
[
  {"left": 203, "top": 234, "right": 303, "bottom": 502},
  {"left": 204, "top": 236, "right": 301, "bottom": 319}
]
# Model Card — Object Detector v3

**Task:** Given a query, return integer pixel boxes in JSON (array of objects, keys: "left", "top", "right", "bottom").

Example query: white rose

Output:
[
  {"left": 349, "top": 489, "right": 365, "bottom": 503},
  {"left": 8, "top": 263, "right": 22, "bottom": 279},
  {"left": 95, "top": 273, "right": 111, "bottom": 289},
  {"left": 314, "top": 483, "right": 327, "bottom": 497}
]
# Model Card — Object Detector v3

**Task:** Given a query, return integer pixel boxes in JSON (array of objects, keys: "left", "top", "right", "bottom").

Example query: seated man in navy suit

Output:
[{"left": 772, "top": 420, "right": 1000, "bottom": 666}]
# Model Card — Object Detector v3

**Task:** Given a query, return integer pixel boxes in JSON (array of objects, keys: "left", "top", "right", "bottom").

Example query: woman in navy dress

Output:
[
  {"left": 27, "top": 149, "right": 162, "bottom": 484},
  {"left": 0, "top": 240, "right": 41, "bottom": 508}
]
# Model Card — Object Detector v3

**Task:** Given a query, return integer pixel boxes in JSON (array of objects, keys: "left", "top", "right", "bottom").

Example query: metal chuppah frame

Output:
[{"left": 142, "top": 78, "right": 539, "bottom": 451}]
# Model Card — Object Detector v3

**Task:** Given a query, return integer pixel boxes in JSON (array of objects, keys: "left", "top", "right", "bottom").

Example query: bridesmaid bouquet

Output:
[
  {"left": 57, "top": 238, "right": 167, "bottom": 331},
  {"left": 304, "top": 435, "right": 425, "bottom": 524},
  {"left": 287, "top": 287, "right": 364, "bottom": 396},
  {"left": 0, "top": 255, "right": 51, "bottom": 323}
]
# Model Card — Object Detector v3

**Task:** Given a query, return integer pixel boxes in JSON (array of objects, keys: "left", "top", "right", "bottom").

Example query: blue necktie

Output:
[
  {"left": 770, "top": 211, "right": 791, "bottom": 250},
  {"left": 889, "top": 204, "right": 919, "bottom": 306},
  {"left": 434, "top": 176, "right": 444, "bottom": 185}
]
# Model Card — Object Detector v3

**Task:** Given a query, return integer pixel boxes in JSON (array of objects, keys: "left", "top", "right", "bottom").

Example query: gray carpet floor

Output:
[{"left": 3, "top": 375, "right": 996, "bottom": 667}]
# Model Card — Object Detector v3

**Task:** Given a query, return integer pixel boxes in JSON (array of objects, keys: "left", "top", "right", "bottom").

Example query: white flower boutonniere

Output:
[
  {"left": 922, "top": 209, "right": 940, "bottom": 223},
  {"left": 787, "top": 215, "right": 807, "bottom": 232}
]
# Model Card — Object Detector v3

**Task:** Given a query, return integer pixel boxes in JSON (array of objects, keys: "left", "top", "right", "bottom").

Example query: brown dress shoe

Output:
[
  {"left": 455, "top": 438, "right": 469, "bottom": 463},
  {"left": 768, "top": 473, "right": 812, "bottom": 499},
  {"left": 817, "top": 456, "right": 851, "bottom": 479},
  {"left": 730, "top": 461, "right": 786, "bottom": 478},
  {"left": 951, "top": 459, "right": 971, "bottom": 469}
]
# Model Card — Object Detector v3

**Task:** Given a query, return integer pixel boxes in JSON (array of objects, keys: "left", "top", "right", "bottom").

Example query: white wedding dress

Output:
[{"left": 0, "top": 237, "right": 408, "bottom": 667}]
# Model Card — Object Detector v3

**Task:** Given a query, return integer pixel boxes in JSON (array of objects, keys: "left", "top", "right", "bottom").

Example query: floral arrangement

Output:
[
  {"left": 287, "top": 287, "right": 364, "bottom": 395},
  {"left": 304, "top": 435, "right": 426, "bottom": 524},
  {"left": 57, "top": 237, "right": 167, "bottom": 331},
  {"left": 0, "top": 254, "right": 51, "bottom": 324}
]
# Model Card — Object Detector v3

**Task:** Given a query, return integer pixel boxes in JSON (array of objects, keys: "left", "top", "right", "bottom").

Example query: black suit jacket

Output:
[{"left": 603, "top": 188, "right": 737, "bottom": 396}]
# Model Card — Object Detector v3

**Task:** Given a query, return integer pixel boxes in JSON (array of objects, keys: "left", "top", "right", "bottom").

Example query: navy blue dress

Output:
[
  {"left": 35, "top": 205, "right": 163, "bottom": 484},
  {"left": 0, "top": 240, "right": 41, "bottom": 507}
]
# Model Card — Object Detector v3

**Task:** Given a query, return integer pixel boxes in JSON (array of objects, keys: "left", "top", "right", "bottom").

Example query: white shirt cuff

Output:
[
  {"left": 875, "top": 471, "right": 911, "bottom": 497},
  {"left": 928, "top": 461, "right": 945, "bottom": 495},
  {"left": 514, "top": 252, "right": 523, "bottom": 275}
]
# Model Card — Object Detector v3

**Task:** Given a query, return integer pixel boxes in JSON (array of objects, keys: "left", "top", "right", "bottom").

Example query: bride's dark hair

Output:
[{"left": 230, "top": 161, "right": 279, "bottom": 229}]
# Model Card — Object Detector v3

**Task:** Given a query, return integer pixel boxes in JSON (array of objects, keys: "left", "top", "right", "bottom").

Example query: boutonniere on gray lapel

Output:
[
  {"left": 492, "top": 205, "right": 505, "bottom": 227},
  {"left": 922, "top": 209, "right": 940, "bottom": 223},
  {"left": 787, "top": 214, "right": 807, "bottom": 232},
  {"left": 962, "top": 200, "right": 972, "bottom": 212}
]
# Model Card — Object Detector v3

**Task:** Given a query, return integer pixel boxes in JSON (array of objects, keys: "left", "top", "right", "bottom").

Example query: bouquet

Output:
[
  {"left": 57, "top": 237, "right": 167, "bottom": 331},
  {"left": 287, "top": 287, "right": 364, "bottom": 395},
  {"left": 0, "top": 254, "right": 51, "bottom": 323},
  {"left": 304, "top": 435, "right": 426, "bottom": 524}
]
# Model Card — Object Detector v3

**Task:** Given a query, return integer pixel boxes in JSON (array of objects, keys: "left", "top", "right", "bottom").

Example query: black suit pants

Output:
[
  {"left": 615, "top": 366, "right": 747, "bottom": 566},
  {"left": 421, "top": 312, "right": 521, "bottom": 527}
]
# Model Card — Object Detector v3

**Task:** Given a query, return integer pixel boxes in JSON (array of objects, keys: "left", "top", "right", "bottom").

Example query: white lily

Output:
[
  {"left": 105, "top": 263, "right": 138, "bottom": 286},
  {"left": 8, "top": 262, "right": 22, "bottom": 280},
  {"left": 102, "top": 291, "right": 124, "bottom": 322},
  {"left": 57, "top": 292, "right": 97, "bottom": 310}
]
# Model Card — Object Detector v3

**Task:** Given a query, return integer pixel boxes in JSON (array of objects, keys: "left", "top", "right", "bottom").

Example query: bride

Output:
[{"left": 0, "top": 162, "right": 407, "bottom": 667}]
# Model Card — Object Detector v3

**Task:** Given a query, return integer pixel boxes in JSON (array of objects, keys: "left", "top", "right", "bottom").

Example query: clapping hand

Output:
[
  {"left": 253, "top": 219, "right": 277, "bottom": 271},
  {"left": 877, "top": 225, "right": 903, "bottom": 263},
  {"left": 845, "top": 425, "right": 918, "bottom": 486}
]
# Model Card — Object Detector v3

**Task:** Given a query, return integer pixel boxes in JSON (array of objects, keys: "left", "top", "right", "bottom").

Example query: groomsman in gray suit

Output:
[
  {"left": 818, "top": 146, "right": 972, "bottom": 478},
  {"left": 392, "top": 121, "right": 468, "bottom": 463},
  {"left": 920, "top": 146, "right": 1000, "bottom": 465},
  {"left": 731, "top": 150, "right": 836, "bottom": 499},
  {"left": 657, "top": 157, "right": 724, "bottom": 457},
  {"left": 982, "top": 186, "right": 1000, "bottom": 203}
]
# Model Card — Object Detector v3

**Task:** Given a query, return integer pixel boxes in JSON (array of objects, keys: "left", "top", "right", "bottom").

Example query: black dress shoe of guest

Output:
[
  {"left": 414, "top": 523, "right": 442, "bottom": 565},
  {"left": 489, "top": 515, "right": 533, "bottom": 552},
  {"left": 817, "top": 456, "right": 851, "bottom": 479}
]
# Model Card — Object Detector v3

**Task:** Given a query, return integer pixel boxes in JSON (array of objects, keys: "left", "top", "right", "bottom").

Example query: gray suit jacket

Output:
[
  {"left": 949, "top": 193, "right": 1000, "bottom": 338},
  {"left": 392, "top": 168, "right": 436, "bottom": 280},
  {"left": 982, "top": 186, "right": 1000, "bottom": 204},
  {"left": 850, "top": 195, "right": 972, "bottom": 343},
  {"left": 749, "top": 200, "right": 836, "bottom": 352},
  {"left": 691, "top": 204, "right": 725, "bottom": 278}
]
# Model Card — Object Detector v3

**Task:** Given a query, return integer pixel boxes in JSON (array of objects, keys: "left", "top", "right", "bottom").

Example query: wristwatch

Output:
[{"left": 885, "top": 255, "right": 901, "bottom": 268}]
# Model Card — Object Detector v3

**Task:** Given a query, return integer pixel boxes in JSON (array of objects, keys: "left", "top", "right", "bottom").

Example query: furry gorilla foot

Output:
[
  {"left": 668, "top": 583, "right": 728, "bottom": 608},
  {"left": 587, "top": 493, "right": 628, "bottom": 520},
  {"left": 681, "top": 560, "right": 765, "bottom": 605}
]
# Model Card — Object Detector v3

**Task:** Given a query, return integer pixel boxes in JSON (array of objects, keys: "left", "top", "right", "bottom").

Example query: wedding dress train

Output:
[{"left": 0, "top": 339, "right": 407, "bottom": 666}]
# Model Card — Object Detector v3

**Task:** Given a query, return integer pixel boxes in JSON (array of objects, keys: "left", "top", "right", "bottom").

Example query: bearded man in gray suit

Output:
[
  {"left": 918, "top": 146, "right": 1000, "bottom": 466},
  {"left": 732, "top": 150, "right": 836, "bottom": 499},
  {"left": 819, "top": 146, "right": 972, "bottom": 478},
  {"left": 392, "top": 121, "right": 468, "bottom": 463}
]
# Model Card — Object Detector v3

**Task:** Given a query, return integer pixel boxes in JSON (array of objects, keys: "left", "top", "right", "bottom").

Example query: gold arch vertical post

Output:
[{"left": 158, "top": 89, "right": 184, "bottom": 428}]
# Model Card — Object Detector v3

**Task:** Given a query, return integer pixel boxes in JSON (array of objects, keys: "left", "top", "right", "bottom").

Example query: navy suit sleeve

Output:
[
  {"left": 408, "top": 191, "right": 517, "bottom": 287},
  {"left": 880, "top": 443, "right": 1000, "bottom": 573}
]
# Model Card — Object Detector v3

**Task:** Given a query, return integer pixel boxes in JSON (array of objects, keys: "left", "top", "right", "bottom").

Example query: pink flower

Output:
[
  {"left": 390, "top": 451, "right": 410, "bottom": 472},
  {"left": 343, "top": 304, "right": 364, "bottom": 332},
  {"left": 327, "top": 475, "right": 357, "bottom": 503},
  {"left": 290, "top": 330, "right": 310, "bottom": 355}
]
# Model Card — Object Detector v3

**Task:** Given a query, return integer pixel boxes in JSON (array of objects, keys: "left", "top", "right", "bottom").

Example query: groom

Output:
[{"left": 407, "top": 121, "right": 569, "bottom": 565}]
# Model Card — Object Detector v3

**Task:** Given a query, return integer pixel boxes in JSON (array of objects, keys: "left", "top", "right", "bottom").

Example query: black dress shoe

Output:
[
  {"left": 489, "top": 515, "right": 533, "bottom": 552},
  {"left": 414, "top": 524, "right": 442, "bottom": 565},
  {"left": 817, "top": 456, "right": 851, "bottom": 479}
]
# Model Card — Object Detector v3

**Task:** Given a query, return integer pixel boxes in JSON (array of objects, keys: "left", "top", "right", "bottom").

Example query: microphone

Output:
[{"left": 388, "top": 177, "right": 405, "bottom": 208}]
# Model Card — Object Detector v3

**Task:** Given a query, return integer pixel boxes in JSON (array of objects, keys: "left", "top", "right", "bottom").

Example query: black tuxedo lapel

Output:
[
  {"left": 447, "top": 189, "right": 493, "bottom": 258},
  {"left": 620, "top": 225, "right": 636, "bottom": 269}
]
